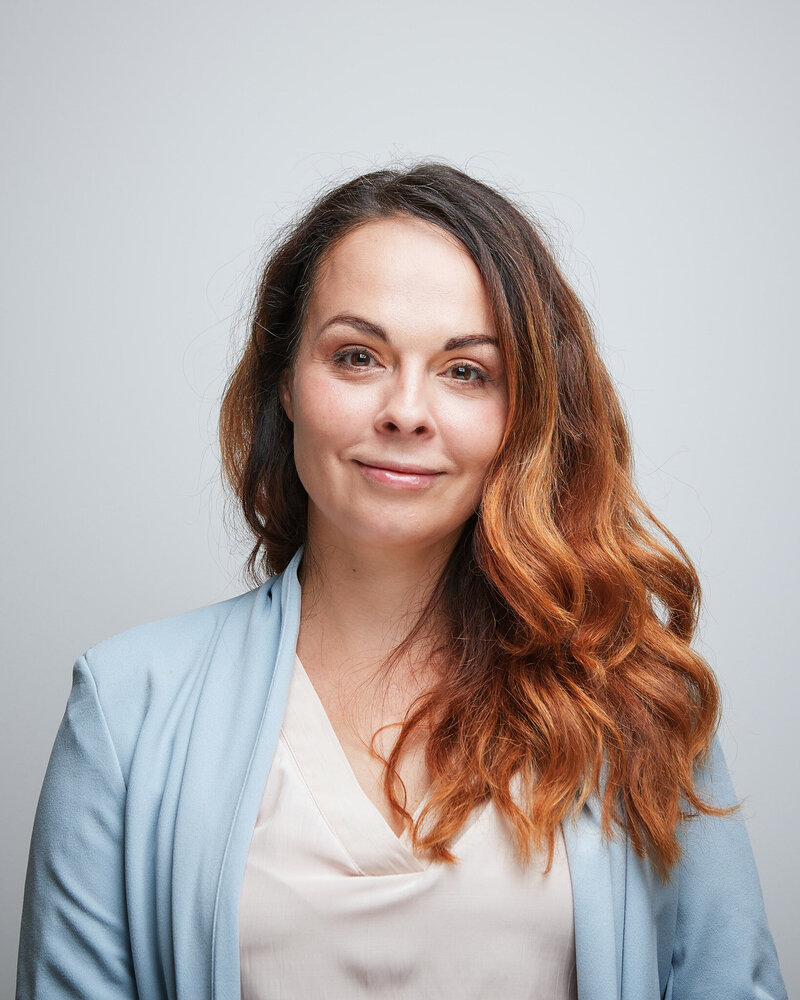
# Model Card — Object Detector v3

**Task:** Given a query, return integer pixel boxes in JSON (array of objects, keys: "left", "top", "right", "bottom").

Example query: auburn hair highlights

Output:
[{"left": 218, "top": 160, "right": 738, "bottom": 881}]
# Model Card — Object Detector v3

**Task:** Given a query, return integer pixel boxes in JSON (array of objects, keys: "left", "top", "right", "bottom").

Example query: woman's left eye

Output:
[
  {"left": 447, "top": 362, "right": 492, "bottom": 384},
  {"left": 331, "top": 349, "right": 492, "bottom": 385}
]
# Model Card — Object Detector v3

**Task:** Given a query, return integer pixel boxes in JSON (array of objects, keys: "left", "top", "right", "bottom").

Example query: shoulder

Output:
[
  {"left": 74, "top": 582, "right": 275, "bottom": 779},
  {"left": 666, "top": 734, "right": 787, "bottom": 997},
  {"left": 83, "top": 587, "right": 260, "bottom": 686}
]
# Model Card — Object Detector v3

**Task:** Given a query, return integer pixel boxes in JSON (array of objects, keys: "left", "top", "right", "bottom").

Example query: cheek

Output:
[
  {"left": 446, "top": 399, "right": 507, "bottom": 472},
  {"left": 290, "top": 374, "right": 370, "bottom": 470}
]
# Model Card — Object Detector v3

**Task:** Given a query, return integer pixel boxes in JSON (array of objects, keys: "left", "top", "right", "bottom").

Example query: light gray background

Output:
[{"left": 2, "top": 0, "right": 797, "bottom": 993}]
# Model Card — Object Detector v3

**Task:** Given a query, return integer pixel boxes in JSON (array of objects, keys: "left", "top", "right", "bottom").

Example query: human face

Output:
[{"left": 278, "top": 216, "right": 508, "bottom": 556}]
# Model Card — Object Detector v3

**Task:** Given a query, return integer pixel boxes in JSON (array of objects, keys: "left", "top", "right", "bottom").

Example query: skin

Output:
[{"left": 277, "top": 215, "right": 508, "bottom": 777}]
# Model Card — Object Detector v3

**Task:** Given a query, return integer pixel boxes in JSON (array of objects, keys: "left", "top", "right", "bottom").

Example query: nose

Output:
[{"left": 373, "top": 366, "right": 434, "bottom": 437}]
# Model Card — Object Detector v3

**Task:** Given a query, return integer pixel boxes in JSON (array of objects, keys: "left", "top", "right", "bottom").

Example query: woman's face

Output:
[{"left": 279, "top": 215, "right": 508, "bottom": 556}]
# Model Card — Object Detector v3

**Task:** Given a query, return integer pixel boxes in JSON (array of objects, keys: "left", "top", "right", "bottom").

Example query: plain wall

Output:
[{"left": 2, "top": 0, "right": 797, "bottom": 992}]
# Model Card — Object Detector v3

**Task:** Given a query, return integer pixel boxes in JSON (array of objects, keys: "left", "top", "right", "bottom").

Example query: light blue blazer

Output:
[{"left": 17, "top": 544, "right": 787, "bottom": 999}]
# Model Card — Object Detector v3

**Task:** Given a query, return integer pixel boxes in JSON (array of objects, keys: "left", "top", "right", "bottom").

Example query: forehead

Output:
[{"left": 308, "top": 216, "right": 494, "bottom": 332}]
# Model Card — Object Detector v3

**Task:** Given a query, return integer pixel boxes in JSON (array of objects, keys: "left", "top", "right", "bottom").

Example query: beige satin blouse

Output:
[{"left": 239, "top": 652, "right": 578, "bottom": 999}]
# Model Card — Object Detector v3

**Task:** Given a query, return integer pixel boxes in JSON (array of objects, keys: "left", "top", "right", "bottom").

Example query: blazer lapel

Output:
[
  {"left": 171, "top": 544, "right": 305, "bottom": 999},
  {"left": 562, "top": 793, "right": 624, "bottom": 1000}
]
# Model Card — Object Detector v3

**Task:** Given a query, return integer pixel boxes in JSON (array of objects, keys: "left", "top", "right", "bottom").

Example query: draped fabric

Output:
[{"left": 239, "top": 653, "right": 578, "bottom": 999}]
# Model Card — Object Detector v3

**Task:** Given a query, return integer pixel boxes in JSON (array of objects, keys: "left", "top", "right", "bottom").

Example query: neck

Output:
[{"left": 296, "top": 527, "right": 458, "bottom": 684}]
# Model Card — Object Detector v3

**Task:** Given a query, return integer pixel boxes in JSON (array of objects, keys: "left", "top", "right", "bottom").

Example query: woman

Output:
[{"left": 16, "top": 162, "right": 787, "bottom": 999}]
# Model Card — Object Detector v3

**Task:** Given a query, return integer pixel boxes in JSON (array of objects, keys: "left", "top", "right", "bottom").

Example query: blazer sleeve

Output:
[
  {"left": 16, "top": 653, "right": 138, "bottom": 999},
  {"left": 669, "top": 734, "right": 787, "bottom": 1000}
]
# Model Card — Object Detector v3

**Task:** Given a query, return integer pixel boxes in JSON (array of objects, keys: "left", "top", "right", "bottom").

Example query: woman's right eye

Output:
[{"left": 331, "top": 348, "right": 376, "bottom": 369}]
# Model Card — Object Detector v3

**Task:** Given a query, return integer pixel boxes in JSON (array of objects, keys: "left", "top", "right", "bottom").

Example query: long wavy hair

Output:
[{"left": 219, "top": 160, "right": 738, "bottom": 881}]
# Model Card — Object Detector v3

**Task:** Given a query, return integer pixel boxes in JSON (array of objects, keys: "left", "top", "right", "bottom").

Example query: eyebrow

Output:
[{"left": 319, "top": 313, "right": 499, "bottom": 352}]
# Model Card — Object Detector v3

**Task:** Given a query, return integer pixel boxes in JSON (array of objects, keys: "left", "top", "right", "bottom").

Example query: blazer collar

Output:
[
  {"left": 171, "top": 544, "right": 305, "bottom": 998},
  {"left": 562, "top": 796, "right": 624, "bottom": 1000}
]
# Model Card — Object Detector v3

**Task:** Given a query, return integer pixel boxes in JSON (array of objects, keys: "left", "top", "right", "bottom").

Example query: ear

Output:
[{"left": 278, "top": 368, "right": 294, "bottom": 423}]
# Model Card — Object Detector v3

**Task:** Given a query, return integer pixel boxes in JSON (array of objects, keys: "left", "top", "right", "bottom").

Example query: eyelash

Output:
[{"left": 330, "top": 348, "right": 494, "bottom": 385}]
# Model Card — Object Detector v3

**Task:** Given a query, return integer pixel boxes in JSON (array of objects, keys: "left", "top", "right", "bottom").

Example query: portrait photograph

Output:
[{"left": 2, "top": 1, "right": 795, "bottom": 997}]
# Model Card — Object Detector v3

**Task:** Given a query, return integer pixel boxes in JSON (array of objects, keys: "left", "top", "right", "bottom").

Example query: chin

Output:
[{"left": 343, "top": 515, "right": 466, "bottom": 551}]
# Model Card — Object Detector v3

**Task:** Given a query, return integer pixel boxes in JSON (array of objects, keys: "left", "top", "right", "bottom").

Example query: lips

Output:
[
  {"left": 355, "top": 460, "right": 442, "bottom": 475},
  {"left": 354, "top": 460, "right": 443, "bottom": 491}
]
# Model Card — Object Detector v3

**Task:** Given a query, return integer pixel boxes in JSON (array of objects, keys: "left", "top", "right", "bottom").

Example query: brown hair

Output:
[{"left": 219, "top": 159, "right": 737, "bottom": 881}]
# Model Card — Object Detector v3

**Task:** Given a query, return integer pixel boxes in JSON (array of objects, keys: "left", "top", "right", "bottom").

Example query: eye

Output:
[
  {"left": 445, "top": 362, "right": 493, "bottom": 385},
  {"left": 330, "top": 347, "right": 377, "bottom": 369}
]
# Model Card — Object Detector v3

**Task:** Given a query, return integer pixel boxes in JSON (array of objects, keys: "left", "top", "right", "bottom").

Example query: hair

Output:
[{"left": 218, "top": 158, "right": 738, "bottom": 882}]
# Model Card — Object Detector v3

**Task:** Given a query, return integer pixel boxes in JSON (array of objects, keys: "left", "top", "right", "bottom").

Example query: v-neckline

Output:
[{"left": 281, "top": 652, "right": 485, "bottom": 876}]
